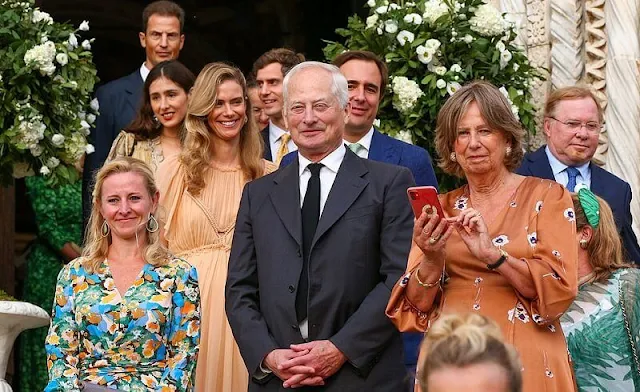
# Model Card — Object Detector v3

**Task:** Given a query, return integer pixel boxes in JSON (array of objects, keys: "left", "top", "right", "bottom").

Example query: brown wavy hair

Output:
[
  {"left": 83, "top": 157, "right": 171, "bottom": 273},
  {"left": 435, "top": 81, "right": 524, "bottom": 178},
  {"left": 124, "top": 60, "right": 195, "bottom": 142},
  {"left": 572, "top": 193, "right": 633, "bottom": 282},
  {"left": 181, "top": 62, "right": 265, "bottom": 196},
  {"left": 419, "top": 313, "right": 522, "bottom": 392}
]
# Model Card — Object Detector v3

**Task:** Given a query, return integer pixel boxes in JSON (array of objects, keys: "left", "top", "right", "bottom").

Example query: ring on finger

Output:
[{"left": 429, "top": 235, "right": 440, "bottom": 245}]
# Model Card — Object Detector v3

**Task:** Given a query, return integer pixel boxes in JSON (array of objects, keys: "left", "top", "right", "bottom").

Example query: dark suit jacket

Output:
[
  {"left": 281, "top": 129, "right": 438, "bottom": 188},
  {"left": 517, "top": 146, "right": 640, "bottom": 264},
  {"left": 226, "top": 149, "right": 415, "bottom": 391},
  {"left": 261, "top": 127, "right": 272, "bottom": 161},
  {"left": 81, "top": 70, "right": 143, "bottom": 231}
]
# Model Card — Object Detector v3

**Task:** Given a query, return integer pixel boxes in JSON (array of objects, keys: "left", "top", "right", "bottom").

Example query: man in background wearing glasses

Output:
[{"left": 517, "top": 86, "right": 640, "bottom": 264}]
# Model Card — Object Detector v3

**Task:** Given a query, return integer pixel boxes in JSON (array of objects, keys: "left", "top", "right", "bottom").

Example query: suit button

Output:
[
  {"left": 288, "top": 285, "right": 295, "bottom": 293},
  {"left": 297, "top": 249, "right": 302, "bottom": 257}
]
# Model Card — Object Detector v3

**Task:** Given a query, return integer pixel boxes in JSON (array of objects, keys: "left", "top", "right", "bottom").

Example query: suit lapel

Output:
[
  {"left": 312, "top": 150, "right": 368, "bottom": 247},
  {"left": 589, "top": 163, "right": 607, "bottom": 195},
  {"left": 270, "top": 159, "right": 302, "bottom": 247},
  {"left": 124, "top": 71, "right": 143, "bottom": 114},
  {"left": 261, "top": 128, "right": 272, "bottom": 161},
  {"left": 369, "top": 129, "right": 400, "bottom": 165},
  {"left": 526, "top": 146, "right": 555, "bottom": 180}
]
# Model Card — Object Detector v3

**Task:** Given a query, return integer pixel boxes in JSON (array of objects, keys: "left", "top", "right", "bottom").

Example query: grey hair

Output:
[{"left": 282, "top": 61, "right": 349, "bottom": 114}]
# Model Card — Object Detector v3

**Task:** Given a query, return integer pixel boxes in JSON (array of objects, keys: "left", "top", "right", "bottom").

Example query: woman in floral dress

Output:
[
  {"left": 560, "top": 188, "right": 640, "bottom": 391},
  {"left": 386, "top": 82, "right": 577, "bottom": 392},
  {"left": 18, "top": 175, "right": 82, "bottom": 392},
  {"left": 45, "top": 157, "right": 200, "bottom": 391}
]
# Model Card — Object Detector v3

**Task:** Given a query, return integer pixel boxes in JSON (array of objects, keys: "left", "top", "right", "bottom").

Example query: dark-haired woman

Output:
[{"left": 107, "top": 60, "right": 195, "bottom": 181}]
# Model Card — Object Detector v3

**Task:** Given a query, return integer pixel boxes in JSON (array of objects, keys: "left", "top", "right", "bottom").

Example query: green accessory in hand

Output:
[{"left": 575, "top": 184, "right": 600, "bottom": 228}]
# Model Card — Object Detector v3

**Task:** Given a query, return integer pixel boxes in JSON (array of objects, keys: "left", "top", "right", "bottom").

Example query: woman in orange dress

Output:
[
  {"left": 386, "top": 81, "right": 577, "bottom": 392},
  {"left": 158, "top": 63, "right": 276, "bottom": 392}
]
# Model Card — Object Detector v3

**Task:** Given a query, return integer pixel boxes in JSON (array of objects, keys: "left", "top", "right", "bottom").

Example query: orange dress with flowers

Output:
[
  {"left": 386, "top": 177, "right": 578, "bottom": 392},
  {"left": 158, "top": 155, "right": 276, "bottom": 392}
]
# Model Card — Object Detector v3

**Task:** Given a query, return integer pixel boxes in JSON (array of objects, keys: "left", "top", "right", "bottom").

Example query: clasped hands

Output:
[
  {"left": 264, "top": 339, "right": 347, "bottom": 388},
  {"left": 414, "top": 207, "right": 500, "bottom": 264}
]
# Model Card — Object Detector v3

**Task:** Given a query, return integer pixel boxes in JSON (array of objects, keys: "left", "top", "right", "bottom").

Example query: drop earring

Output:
[
  {"left": 506, "top": 146, "right": 512, "bottom": 156},
  {"left": 579, "top": 239, "right": 588, "bottom": 249},
  {"left": 450, "top": 152, "right": 457, "bottom": 162},
  {"left": 101, "top": 220, "right": 110, "bottom": 238},
  {"left": 146, "top": 213, "right": 159, "bottom": 233}
]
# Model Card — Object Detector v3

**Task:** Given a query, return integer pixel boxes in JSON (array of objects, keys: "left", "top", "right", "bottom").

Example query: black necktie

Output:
[{"left": 296, "top": 163, "right": 323, "bottom": 323}]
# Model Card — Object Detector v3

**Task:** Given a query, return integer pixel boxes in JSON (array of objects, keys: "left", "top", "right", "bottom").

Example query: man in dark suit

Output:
[
  {"left": 517, "top": 86, "right": 640, "bottom": 264},
  {"left": 251, "top": 48, "right": 304, "bottom": 164},
  {"left": 226, "top": 62, "right": 414, "bottom": 391},
  {"left": 82, "top": 0, "right": 185, "bottom": 228}
]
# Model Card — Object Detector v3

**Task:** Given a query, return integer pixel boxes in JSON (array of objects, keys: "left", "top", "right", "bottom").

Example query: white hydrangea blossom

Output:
[
  {"left": 422, "top": 0, "right": 449, "bottom": 25},
  {"left": 366, "top": 14, "right": 379, "bottom": 29},
  {"left": 469, "top": 4, "right": 508, "bottom": 37},
  {"left": 64, "top": 132, "right": 90, "bottom": 161},
  {"left": 395, "top": 130, "right": 413, "bottom": 144},
  {"left": 32, "top": 9, "right": 53, "bottom": 25},
  {"left": 47, "top": 157, "right": 60, "bottom": 169},
  {"left": 499, "top": 86, "right": 520, "bottom": 119},
  {"left": 403, "top": 13, "right": 423, "bottom": 25},
  {"left": 24, "top": 41, "right": 56, "bottom": 76},
  {"left": 30, "top": 144, "right": 43, "bottom": 157},
  {"left": 391, "top": 76, "right": 424, "bottom": 113},
  {"left": 14, "top": 115, "right": 46, "bottom": 151},
  {"left": 396, "top": 30, "right": 415, "bottom": 46}
]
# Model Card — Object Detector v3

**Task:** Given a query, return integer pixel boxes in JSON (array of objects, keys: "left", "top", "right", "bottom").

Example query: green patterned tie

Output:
[{"left": 348, "top": 142, "right": 364, "bottom": 155}]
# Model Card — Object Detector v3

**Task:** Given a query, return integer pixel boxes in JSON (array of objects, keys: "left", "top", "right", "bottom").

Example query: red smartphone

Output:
[{"left": 407, "top": 186, "right": 445, "bottom": 219}]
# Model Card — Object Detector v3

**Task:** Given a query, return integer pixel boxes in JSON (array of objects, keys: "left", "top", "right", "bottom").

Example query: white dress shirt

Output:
[
  {"left": 545, "top": 146, "right": 591, "bottom": 188},
  {"left": 139, "top": 63, "right": 151, "bottom": 82},
  {"left": 296, "top": 144, "right": 346, "bottom": 338},
  {"left": 268, "top": 121, "right": 297, "bottom": 160},
  {"left": 344, "top": 127, "right": 374, "bottom": 159}
]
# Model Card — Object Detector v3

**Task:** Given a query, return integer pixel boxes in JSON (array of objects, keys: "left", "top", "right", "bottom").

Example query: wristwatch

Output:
[{"left": 487, "top": 248, "right": 508, "bottom": 270}]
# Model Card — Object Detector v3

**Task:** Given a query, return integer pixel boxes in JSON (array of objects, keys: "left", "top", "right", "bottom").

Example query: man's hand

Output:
[
  {"left": 263, "top": 348, "right": 324, "bottom": 387},
  {"left": 280, "top": 340, "right": 347, "bottom": 388}
]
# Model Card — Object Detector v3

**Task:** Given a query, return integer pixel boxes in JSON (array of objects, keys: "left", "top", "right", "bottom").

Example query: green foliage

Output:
[
  {"left": 0, "top": 0, "right": 98, "bottom": 186},
  {"left": 324, "top": 0, "right": 545, "bottom": 190},
  {"left": 0, "top": 289, "right": 16, "bottom": 301}
]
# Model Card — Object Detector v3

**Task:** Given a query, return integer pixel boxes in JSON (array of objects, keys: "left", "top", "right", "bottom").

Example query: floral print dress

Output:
[
  {"left": 44, "top": 257, "right": 200, "bottom": 392},
  {"left": 387, "top": 177, "right": 578, "bottom": 392}
]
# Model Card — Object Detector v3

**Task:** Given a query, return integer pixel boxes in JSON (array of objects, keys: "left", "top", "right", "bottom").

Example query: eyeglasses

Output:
[{"left": 548, "top": 116, "right": 602, "bottom": 133}]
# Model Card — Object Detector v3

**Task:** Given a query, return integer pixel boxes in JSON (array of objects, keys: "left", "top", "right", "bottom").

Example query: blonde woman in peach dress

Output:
[{"left": 158, "top": 63, "right": 276, "bottom": 392}]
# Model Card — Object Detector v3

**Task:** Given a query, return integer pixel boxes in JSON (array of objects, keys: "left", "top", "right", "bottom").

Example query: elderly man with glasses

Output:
[{"left": 517, "top": 85, "right": 640, "bottom": 264}]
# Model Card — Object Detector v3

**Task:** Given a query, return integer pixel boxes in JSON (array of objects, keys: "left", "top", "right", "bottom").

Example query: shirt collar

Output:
[
  {"left": 269, "top": 121, "right": 289, "bottom": 143},
  {"left": 345, "top": 127, "right": 374, "bottom": 152},
  {"left": 298, "top": 144, "right": 346, "bottom": 177},
  {"left": 545, "top": 145, "right": 590, "bottom": 176},
  {"left": 140, "top": 63, "right": 151, "bottom": 82}
]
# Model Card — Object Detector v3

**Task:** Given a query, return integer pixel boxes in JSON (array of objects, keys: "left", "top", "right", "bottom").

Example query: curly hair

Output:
[
  {"left": 181, "top": 62, "right": 265, "bottom": 196},
  {"left": 83, "top": 157, "right": 171, "bottom": 273}
]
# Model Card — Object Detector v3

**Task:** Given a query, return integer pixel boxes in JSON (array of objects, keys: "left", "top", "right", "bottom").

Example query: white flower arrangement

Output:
[
  {"left": 325, "top": 0, "right": 541, "bottom": 189},
  {"left": 0, "top": 0, "right": 99, "bottom": 185}
]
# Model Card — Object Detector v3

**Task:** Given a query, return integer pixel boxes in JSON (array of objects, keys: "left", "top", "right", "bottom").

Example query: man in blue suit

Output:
[
  {"left": 82, "top": 0, "right": 185, "bottom": 228},
  {"left": 517, "top": 86, "right": 640, "bottom": 264},
  {"left": 281, "top": 50, "right": 438, "bottom": 377}
]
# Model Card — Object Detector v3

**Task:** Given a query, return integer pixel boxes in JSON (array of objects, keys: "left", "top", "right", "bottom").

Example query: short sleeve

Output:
[{"left": 106, "top": 131, "right": 136, "bottom": 162}]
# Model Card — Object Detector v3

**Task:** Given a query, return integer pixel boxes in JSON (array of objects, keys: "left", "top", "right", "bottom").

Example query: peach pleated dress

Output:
[
  {"left": 158, "top": 155, "right": 276, "bottom": 392},
  {"left": 386, "top": 177, "right": 578, "bottom": 392}
]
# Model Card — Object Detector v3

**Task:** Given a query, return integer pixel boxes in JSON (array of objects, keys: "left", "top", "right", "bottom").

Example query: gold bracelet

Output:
[{"left": 414, "top": 267, "right": 441, "bottom": 288}]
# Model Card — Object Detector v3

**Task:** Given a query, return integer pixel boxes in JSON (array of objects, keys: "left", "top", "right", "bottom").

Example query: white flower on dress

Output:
[
  {"left": 507, "top": 301, "right": 530, "bottom": 323},
  {"left": 548, "top": 325, "right": 556, "bottom": 333},
  {"left": 492, "top": 235, "right": 509, "bottom": 247},
  {"left": 509, "top": 201, "right": 517, "bottom": 208},
  {"left": 535, "top": 201, "right": 543, "bottom": 213},
  {"left": 527, "top": 232, "right": 538, "bottom": 248},
  {"left": 473, "top": 303, "right": 481, "bottom": 311},
  {"left": 453, "top": 196, "right": 468, "bottom": 210},
  {"left": 532, "top": 313, "right": 544, "bottom": 325},
  {"left": 564, "top": 208, "right": 575, "bottom": 222},
  {"left": 545, "top": 369, "right": 554, "bottom": 378},
  {"left": 552, "top": 250, "right": 561, "bottom": 258},
  {"left": 399, "top": 272, "right": 411, "bottom": 287}
]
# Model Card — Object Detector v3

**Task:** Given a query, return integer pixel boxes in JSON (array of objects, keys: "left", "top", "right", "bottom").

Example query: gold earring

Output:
[
  {"left": 101, "top": 220, "right": 110, "bottom": 238},
  {"left": 146, "top": 213, "right": 159, "bottom": 233},
  {"left": 579, "top": 239, "right": 588, "bottom": 249},
  {"left": 450, "top": 152, "right": 456, "bottom": 162}
]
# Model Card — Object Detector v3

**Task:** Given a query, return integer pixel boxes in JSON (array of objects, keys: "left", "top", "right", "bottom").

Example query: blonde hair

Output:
[
  {"left": 181, "top": 62, "right": 264, "bottom": 196},
  {"left": 83, "top": 157, "right": 170, "bottom": 273},
  {"left": 419, "top": 313, "right": 522, "bottom": 392},
  {"left": 435, "top": 81, "right": 524, "bottom": 178},
  {"left": 572, "top": 193, "right": 633, "bottom": 282},
  {"left": 544, "top": 86, "right": 603, "bottom": 123}
]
